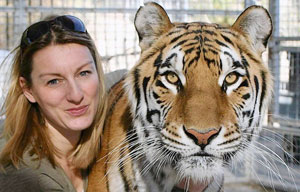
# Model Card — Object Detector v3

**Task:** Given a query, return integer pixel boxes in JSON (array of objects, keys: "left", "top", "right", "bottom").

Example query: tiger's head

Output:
[{"left": 125, "top": 2, "right": 272, "bottom": 185}]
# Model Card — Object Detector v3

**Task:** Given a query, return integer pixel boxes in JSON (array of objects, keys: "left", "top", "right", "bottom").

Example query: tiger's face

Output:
[{"left": 126, "top": 2, "right": 272, "bottom": 184}]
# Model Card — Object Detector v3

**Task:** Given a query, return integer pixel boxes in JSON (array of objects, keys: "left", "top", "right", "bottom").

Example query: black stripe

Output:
[
  {"left": 143, "top": 76, "right": 150, "bottom": 105},
  {"left": 247, "top": 125, "right": 255, "bottom": 143},
  {"left": 161, "top": 134, "right": 187, "bottom": 146},
  {"left": 242, "top": 93, "right": 250, "bottom": 100},
  {"left": 182, "top": 56, "right": 186, "bottom": 71},
  {"left": 188, "top": 29, "right": 202, "bottom": 34},
  {"left": 162, "top": 106, "right": 169, "bottom": 118},
  {"left": 173, "top": 39, "right": 188, "bottom": 48},
  {"left": 224, "top": 51, "right": 234, "bottom": 60},
  {"left": 167, "top": 30, "right": 183, "bottom": 36},
  {"left": 170, "top": 34, "right": 184, "bottom": 44},
  {"left": 154, "top": 52, "right": 163, "bottom": 67},
  {"left": 185, "top": 42, "right": 199, "bottom": 47},
  {"left": 204, "top": 53, "right": 216, "bottom": 68},
  {"left": 134, "top": 68, "right": 141, "bottom": 114},
  {"left": 233, "top": 61, "right": 244, "bottom": 69},
  {"left": 219, "top": 29, "right": 237, "bottom": 37},
  {"left": 221, "top": 34, "right": 234, "bottom": 46},
  {"left": 233, "top": 107, "right": 239, "bottom": 118},
  {"left": 143, "top": 76, "right": 158, "bottom": 124},
  {"left": 235, "top": 124, "right": 240, "bottom": 133},
  {"left": 162, "top": 53, "right": 177, "bottom": 68},
  {"left": 184, "top": 47, "right": 194, "bottom": 54},
  {"left": 221, "top": 82, "right": 227, "bottom": 92},
  {"left": 195, "top": 35, "right": 204, "bottom": 45},
  {"left": 146, "top": 109, "right": 160, "bottom": 124},
  {"left": 249, "top": 76, "right": 259, "bottom": 127},
  {"left": 208, "top": 48, "right": 218, "bottom": 55},
  {"left": 242, "top": 110, "right": 251, "bottom": 117},
  {"left": 152, "top": 91, "right": 159, "bottom": 99},
  {"left": 239, "top": 79, "right": 249, "bottom": 88},
  {"left": 241, "top": 55, "right": 250, "bottom": 79},
  {"left": 217, "top": 136, "right": 241, "bottom": 146},
  {"left": 205, "top": 44, "right": 221, "bottom": 51},
  {"left": 154, "top": 70, "right": 160, "bottom": 80},
  {"left": 203, "top": 36, "right": 212, "bottom": 42},
  {"left": 203, "top": 29, "right": 217, "bottom": 36},
  {"left": 259, "top": 71, "right": 266, "bottom": 113},
  {"left": 140, "top": 49, "right": 162, "bottom": 67},
  {"left": 241, "top": 55, "right": 249, "bottom": 67},
  {"left": 191, "top": 48, "right": 201, "bottom": 67},
  {"left": 216, "top": 39, "right": 229, "bottom": 48},
  {"left": 155, "top": 80, "right": 168, "bottom": 89},
  {"left": 238, "top": 104, "right": 244, "bottom": 109},
  {"left": 187, "top": 58, "right": 195, "bottom": 68},
  {"left": 153, "top": 90, "right": 163, "bottom": 104},
  {"left": 245, "top": 52, "right": 260, "bottom": 63}
]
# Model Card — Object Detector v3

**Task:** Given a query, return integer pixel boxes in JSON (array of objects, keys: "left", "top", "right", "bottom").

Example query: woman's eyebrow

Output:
[
  {"left": 75, "top": 60, "right": 95, "bottom": 72},
  {"left": 38, "top": 60, "right": 94, "bottom": 78}
]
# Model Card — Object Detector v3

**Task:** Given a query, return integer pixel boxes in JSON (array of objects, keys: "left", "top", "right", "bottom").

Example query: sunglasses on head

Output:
[{"left": 21, "top": 15, "right": 87, "bottom": 49}]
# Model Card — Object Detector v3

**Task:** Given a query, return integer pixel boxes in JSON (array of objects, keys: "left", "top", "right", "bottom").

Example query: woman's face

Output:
[{"left": 21, "top": 43, "right": 100, "bottom": 135}]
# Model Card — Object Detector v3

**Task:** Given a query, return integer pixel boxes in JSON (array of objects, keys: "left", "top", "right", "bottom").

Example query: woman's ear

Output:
[{"left": 19, "top": 77, "right": 36, "bottom": 103}]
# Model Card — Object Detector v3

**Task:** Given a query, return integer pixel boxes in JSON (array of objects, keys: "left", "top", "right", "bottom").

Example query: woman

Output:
[{"left": 0, "top": 15, "right": 107, "bottom": 192}]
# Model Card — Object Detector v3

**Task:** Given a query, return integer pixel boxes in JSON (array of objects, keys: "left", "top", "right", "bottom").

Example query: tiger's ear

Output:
[
  {"left": 232, "top": 5, "right": 272, "bottom": 54},
  {"left": 134, "top": 2, "right": 174, "bottom": 52}
]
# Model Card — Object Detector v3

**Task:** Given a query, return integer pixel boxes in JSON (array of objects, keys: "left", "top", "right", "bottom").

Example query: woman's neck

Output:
[
  {"left": 45, "top": 120, "right": 81, "bottom": 156},
  {"left": 45, "top": 120, "right": 84, "bottom": 192},
  {"left": 55, "top": 154, "right": 84, "bottom": 192}
]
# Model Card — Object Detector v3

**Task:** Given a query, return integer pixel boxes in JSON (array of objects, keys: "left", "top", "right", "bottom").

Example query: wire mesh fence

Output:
[
  {"left": 0, "top": 0, "right": 299, "bottom": 191},
  {"left": 0, "top": 0, "right": 270, "bottom": 71}
]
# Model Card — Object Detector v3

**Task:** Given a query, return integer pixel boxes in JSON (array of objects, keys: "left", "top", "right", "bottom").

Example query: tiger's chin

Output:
[
  {"left": 169, "top": 156, "right": 225, "bottom": 192},
  {"left": 176, "top": 156, "right": 224, "bottom": 182}
]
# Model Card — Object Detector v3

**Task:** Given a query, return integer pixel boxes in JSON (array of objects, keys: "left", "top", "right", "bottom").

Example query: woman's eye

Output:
[
  {"left": 47, "top": 79, "right": 59, "bottom": 85},
  {"left": 79, "top": 71, "right": 91, "bottom": 77},
  {"left": 166, "top": 72, "right": 179, "bottom": 84},
  {"left": 225, "top": 72, "right": 239, "bottom": 85}
]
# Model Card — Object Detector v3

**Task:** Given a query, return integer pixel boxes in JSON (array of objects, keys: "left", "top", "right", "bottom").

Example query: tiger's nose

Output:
[{"left": 184, "top": 127, "right": 220, "bottom": 150}]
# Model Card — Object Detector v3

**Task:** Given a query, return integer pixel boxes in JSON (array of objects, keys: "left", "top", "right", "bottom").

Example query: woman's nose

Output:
[{"left": 66, "top": 80, "right": 84, "bottom": 104}]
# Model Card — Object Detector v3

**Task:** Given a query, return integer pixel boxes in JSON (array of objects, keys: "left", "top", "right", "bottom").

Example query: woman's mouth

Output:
[{"left": 67, "top": 105, "right": 89, "bottom": 116}]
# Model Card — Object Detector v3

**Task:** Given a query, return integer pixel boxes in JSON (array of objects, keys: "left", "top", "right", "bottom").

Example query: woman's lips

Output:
[{"left": 67, "top": 105, "right": 89, "bottom": 116}]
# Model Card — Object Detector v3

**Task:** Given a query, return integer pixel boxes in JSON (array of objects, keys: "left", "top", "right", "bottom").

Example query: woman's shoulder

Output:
[
  {"left": 0, "top": 154, "right": 74, "bottom": 192},
  {"left": 24, "top": 153, "right": 76, "bottom": 191},
  {"left": 0, "top": 164, "right": 41, "bottom": 192}
]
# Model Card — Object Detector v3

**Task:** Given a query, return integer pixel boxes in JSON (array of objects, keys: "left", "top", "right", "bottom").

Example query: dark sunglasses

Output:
[{"left": 21, "top": 15, "right": 87, "bottom": 49}]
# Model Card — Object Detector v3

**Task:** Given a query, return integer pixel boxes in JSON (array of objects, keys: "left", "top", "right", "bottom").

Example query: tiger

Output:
[{"left": 87, "top": 2, "right": 273, "bottom": 192}]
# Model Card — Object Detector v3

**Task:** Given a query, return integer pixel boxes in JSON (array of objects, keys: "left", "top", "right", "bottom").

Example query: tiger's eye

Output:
[
  {"left": 225, "top": 72, "right": 238, "bottom": 85},
  {"left": 166, "top": 72, "right": 179, "bottom": 84}
]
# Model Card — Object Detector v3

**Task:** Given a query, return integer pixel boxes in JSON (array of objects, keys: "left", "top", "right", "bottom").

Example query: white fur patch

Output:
[
  {"left": 160, "top": 47, "right": 186, "bottom": 94},
  {"left": 218, "top": 48, "right": 246, "bottom": 95}
]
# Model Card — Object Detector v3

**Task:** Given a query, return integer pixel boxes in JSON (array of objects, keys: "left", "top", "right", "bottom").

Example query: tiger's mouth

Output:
[
  {"left": 191, "top": 152, "right": 214, "bottom": 157},
  {"left": 175, "top": 178, "right": 211, "bottom": 192},
  {"left": 180, "top": 153, "right": 220, "bottom": 165}
]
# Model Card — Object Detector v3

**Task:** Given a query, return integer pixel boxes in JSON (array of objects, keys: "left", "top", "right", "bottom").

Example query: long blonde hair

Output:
[{"left": 0, "top": 16, "right": 107, "bottom": 169}]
